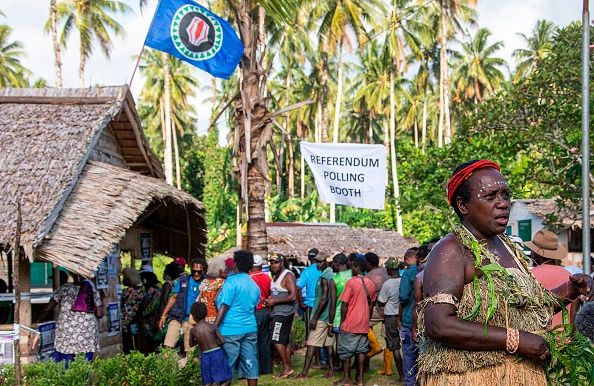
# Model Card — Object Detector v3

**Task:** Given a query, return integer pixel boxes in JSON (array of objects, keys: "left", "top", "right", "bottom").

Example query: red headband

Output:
[{"left": 446, "top": 160, "right": 500, "bottom": 204}]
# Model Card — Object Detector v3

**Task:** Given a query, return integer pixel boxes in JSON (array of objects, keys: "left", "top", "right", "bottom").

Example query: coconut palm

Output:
[
  {"left": 269, "top": 8, "right": 314, "bottom": 199},
  {"left": 512, "top": 19, "right": 556, "bottom": 83},
  {"left": 138, "top": 48, "right": 199, "bottom": 188},
  {"left": 451, "top": 28, "right": 506, "bottom": 106},
  {"left": 44, "top": 0, "right": 63, "bottom": 87},
  {"left": 54, "top": 0, "right": 132, "bottom": 87},
  {"left": 436, "top": 0, "right": 477, "bottom": 146},
  {"left": 0, "top": 25, "right": 31, "bottom": 87},
  {"left": 317, "top": 0, "right": 386, "bottom": 146}
]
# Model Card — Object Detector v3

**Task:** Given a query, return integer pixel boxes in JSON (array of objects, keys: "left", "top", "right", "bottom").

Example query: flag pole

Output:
[{"left": 128, "top": 45, "right": 146, "bottom": 89}]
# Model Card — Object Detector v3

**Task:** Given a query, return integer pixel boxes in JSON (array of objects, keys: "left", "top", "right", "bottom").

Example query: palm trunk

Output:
[
  {"left": 390, "top": 64, "right": 403, "bottom": 234},
  {"left": 300, "top": 151, "right": 305, "bottom": 199},
  {"left": 414, "top": 120, "right": 418, "bottom": 147},
  {"left": 50, "top": 0, "right": 62, "bottom": 88},
  {"left": 173, "top": 121, "right": 181, "bottom": 190},
  {"left": 211, "top": 77, "right": 217, "bottom": 119},
  {"left": 369, "top": 113, "right": 373, "bottom": 144},
  {"left": 160, "top": 100, "right": 166, "bottom": 143},
  {"left": 332, "top": 37, "right": 344, "bottom": 144},
  {"left": 232, "top": 0, "right": 269, "bottom": 259},
  {"left": 162, "top": 52, "right": 174, "bottom": 185},
  {"left": 285, "top": 68, "right": 295, "bottom": 199},
  {"left": 422, "top": 73, "right": 428, "bottom": 153},
  {"left": 315, "top": 100, "right": 322, "bottom": 143},
  {"left": 321, "top": 35, "right": 330, "bottom": 142},
  {"left": 79, "top": 42, "right": 86, "bottom": 88},
  {"left": 440, "top": 0, "right": 451, "bottom": 145}
]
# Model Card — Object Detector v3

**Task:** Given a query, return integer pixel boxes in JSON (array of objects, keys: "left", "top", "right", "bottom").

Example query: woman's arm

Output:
[{"left": 423, "top": 235, "right": 549, "bottom": 361}]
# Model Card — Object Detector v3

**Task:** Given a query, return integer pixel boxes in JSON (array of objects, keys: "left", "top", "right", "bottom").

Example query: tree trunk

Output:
[
  {"left": 162, "top": 52, "right": 174, "bottom": 185},
  {"left": 211, "top": 77, "right": 217, "bottom": 119},
  {"left": 160, "top": 98, "right": 166, "bottom": 143},
  {"left": 173, "top": 119, "right": 181, "bottom": 190},
  {"left": 300, "top": 150, "right": 305, "bottom": 199},
  {"left": 390, "top": 64, "right": 403, "bottom": 234},
  {"left": 369, "top": 113, "right": 373, "bottom": 144},
  {"left": 414, "top": 120, "right": 418, "bottom": 148},
  {"left": 50, "top": 0, "right": 62, "bottom": 88},
  {"left": 315, "top": 100, "right": 322, "bottom": 143},
  {"left": 440, "top": 0, "right": 451, "bottom": 145},
  {"left": 13, "top": 203, "right": 22, "bottom": 386},
  {"left": 321, "top": 35, "right": 330, "bottom": 142},
  {"left": 79, "top": 42, "right": 86, "bottom": 88},
  {"left": 422, "top": 81, "right": 428, "bottom": 154},
  {"left": 332, "top": 37, "right": 344, "bottom": 144},
  {"left": 232, "top": 0, "right": 270, "bottom": 259}
]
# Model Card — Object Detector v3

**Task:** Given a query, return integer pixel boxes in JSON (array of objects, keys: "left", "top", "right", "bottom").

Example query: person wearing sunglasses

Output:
[{"left": 159, "top": 257, "right": 208, "bottom": 354}]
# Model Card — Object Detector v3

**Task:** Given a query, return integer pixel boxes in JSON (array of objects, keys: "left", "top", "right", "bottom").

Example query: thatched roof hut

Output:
[
  {"left": 0, "top": 86, "right": 207, "bottom": 277},
  {"left": 216, "top": 223, "right": 417, "bottom": 264}
]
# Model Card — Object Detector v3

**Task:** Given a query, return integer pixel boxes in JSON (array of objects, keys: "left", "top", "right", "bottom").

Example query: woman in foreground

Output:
[{"left": 418, "top": 160, "right": 594, "bottom": 385}]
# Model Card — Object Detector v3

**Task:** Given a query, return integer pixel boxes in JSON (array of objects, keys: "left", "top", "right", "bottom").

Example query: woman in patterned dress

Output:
[
  {"left": 36, "top": 273, "right": 104, "bottom": 367},
  {"left": 196, "top": 258, "right": 227, "bottom": 323}
]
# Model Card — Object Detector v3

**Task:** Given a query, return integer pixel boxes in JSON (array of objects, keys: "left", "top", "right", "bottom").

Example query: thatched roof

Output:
[
  {"left": 36, "top": 161, "right": 207, "bottom": 277},
  {"left": 267, "top": 223, "right": 416, "bottom": 263},
  {"left": 0, "top": 86, "right": 163, "bottom": 260},
  {"left": 514, "top": 199, "right": 594, "bottom": 229}
]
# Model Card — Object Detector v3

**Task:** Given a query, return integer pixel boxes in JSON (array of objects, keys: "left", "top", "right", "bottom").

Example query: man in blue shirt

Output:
[
  {"left": 159, "top": 258, "right": 207, "bottom": 354},
  {"left": 215, "top": 250, "right": 261, "bottom": 386},
  {"left": 399, "top": 248, "right": 420, "bottom": 386},
  {"left": 297, "top": 248, "right": 324, "bottom": 367}
]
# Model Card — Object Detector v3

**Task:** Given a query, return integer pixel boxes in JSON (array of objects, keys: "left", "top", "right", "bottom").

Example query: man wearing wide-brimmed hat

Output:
[{"left": 527, "top": 229, "right": 576, "bottom": 328}]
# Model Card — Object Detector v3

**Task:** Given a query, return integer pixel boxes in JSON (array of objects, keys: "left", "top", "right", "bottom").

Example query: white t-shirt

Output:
[{"left": 378, "top": 277, "right": 401, "bottom": 316}]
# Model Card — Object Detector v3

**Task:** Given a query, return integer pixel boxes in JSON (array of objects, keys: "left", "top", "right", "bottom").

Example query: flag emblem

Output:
[{"left": 170, "top": 4, "right": 223, "bottom": 61}]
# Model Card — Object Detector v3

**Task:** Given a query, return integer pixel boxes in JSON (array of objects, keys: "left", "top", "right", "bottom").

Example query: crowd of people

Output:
[{"left": 37, "top": 159, "right": 594, "bottom": 386}]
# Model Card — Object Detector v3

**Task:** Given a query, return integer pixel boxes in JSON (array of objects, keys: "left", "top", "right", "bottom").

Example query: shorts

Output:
[
  {"left": 337, "top": 331, "right": 369, "bottom": 360},
  {"left": 370, "top": 305, "right": 385, "bottom": 328},
  {"left": 201, "top": 347, "right": 233, "bottom": 384},
  {"left": 306, "top": 320, "right": 334, "bottom": 347},
  {"left": 271, "top": 314, "right": 294, "bottom": 345},
  {"left": 164, "top": 319, "right": 193, "bottom": 353},
  {"left": 222, "top": 332, "right": 259, "bottom": 379},
  {"left": 52, "top": 351, "right": 93, "bottom": 369},
  {"left": 384, "top": 315, "right": 401, "bottom": 351}
]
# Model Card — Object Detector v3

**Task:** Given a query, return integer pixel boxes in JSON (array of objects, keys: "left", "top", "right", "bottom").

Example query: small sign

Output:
[
  {"left": 38, "top": 321, "right": 56, "bottom": 362},
  {"left": 107, "top": 303, "right": 121, "bottom": 336},
  {"left": 140, "top": 233, "right": 152, "bottom": 262},
  {"left": 96, "top": 258, "right": 109, "bottom": 289}
]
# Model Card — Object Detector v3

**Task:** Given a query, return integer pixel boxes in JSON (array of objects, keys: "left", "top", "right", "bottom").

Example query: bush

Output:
[{"left": 0, "top": 348, "right": 201, "bottom": 385}]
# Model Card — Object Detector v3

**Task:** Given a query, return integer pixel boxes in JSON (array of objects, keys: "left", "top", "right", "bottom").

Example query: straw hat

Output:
[{"left": 523, "top": 229, "right": 567, "bottom": 260}]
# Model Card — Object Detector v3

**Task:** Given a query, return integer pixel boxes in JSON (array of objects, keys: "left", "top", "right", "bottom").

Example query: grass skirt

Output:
[{"left": 418, "top": 356, "right": 547, "bottom": 386}]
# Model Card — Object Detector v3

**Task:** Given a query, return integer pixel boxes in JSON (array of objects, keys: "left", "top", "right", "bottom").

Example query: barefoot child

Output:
[{"left": 189, "top": 302, "right": 233, "bottom": 386}]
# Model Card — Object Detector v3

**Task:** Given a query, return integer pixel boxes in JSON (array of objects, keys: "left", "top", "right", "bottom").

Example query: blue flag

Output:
[{"left": 145, "top": 0, "right": 243, "bottom": 79}]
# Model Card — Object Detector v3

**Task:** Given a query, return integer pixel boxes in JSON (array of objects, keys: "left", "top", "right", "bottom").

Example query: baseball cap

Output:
[
  {"left": 269, "top": 253, "right": 284, "bottom": 262},
  {"left": 385, "top": 258, "right": 399, "bottom": 270},
  {"left": 253, "top": 254, "right": 263, "bottom": 266},
  {"left": 173, "top": 257, "right": 187, "bottom": 266},
  {"left": 313, "top": 251, "right": 331, "bottom": 262},
  {"left": 308, "top": 248, "right": 319, "bottom": 259}
]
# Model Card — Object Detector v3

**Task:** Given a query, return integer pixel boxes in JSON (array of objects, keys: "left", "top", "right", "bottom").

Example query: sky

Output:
[{"left": 1, "top": 0, "right": 590, "bottom": 137}]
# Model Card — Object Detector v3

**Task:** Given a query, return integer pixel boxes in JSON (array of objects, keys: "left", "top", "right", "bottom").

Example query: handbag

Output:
[{"left": 71, "top": 280, "right": 97, "bottom": 313}]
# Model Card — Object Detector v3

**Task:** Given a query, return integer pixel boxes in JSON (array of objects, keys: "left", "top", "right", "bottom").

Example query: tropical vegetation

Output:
[{"left": 0, "top": 2, "right": 591, "bottom": 255}]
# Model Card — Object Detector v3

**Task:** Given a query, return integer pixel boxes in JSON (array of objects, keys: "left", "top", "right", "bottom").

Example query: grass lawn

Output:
[{"left": 259, "top": 324, "right": 404, "bottom": 386}]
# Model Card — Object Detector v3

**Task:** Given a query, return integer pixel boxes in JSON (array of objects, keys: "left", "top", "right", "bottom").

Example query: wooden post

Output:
[{"left": 14, "top": 202, "right": 22, "bottom": 386}]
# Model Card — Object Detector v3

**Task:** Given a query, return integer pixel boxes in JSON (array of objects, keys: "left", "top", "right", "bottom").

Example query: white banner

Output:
[{"left": 300, "top": 142, "right": 387, "bottom": 209}]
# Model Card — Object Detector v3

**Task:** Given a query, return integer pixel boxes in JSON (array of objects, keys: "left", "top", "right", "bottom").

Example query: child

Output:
[{"left": 189, "top": 302, "right": 233, "bottom": 386}]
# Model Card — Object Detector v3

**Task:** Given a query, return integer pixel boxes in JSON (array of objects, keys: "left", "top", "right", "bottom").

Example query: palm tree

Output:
[
  {"left": 0, "top": 25, "right": 31, "bottom": 87},
  {"left": 138, "top": 48, "right": 199, "bottom": 188},
  {"left": 225, "top": 0, "right": 299, "bottom": 258},
  {"left": 512, "top": 19, "right": 556, "bottom": 83},
  {"left": 436, "top": 0, "right": 477, "bottom": 146},
  {"left": 269, "top": 8, "right": 313, "bottom": 199},
  {"left": 55, "top": 0, "right": 132, "bottom": 87},
  {"left": 316, "top": 0, "right": 385, "bottom": 222},
  {"left": 451, "top": 28, "right": 507, "bottom": 104},
  {"left": 44, "top": 0, "right": 63, "bottom": 87}
]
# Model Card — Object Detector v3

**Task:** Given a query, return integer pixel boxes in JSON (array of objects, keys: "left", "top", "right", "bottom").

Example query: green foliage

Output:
[
  {"left": 0, "top": 349, "right": 198, "bottom": 386},
  {"left": 545, "top": 329, "right": 594, "bottom": 385}
]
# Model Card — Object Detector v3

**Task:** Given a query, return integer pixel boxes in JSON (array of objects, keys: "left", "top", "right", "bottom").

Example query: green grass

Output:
[{"left": 260, "top": 324, "right": 403, "bottom": 386}]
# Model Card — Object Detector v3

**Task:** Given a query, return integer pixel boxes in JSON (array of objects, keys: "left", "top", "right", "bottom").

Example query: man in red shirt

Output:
[
  {"left": 249, "top": 254, "right": 273, "bottom": 374},
  {"left": 336, "top": 258, "right": 376, "bottom": 386}
]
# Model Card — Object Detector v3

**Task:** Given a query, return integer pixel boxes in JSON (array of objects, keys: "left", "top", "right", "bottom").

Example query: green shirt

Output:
[
  {"left": 312, "top": 267, "right": 334, "bottom": 323},
  {"left": 331, "top": 270, "right": 352, "bottom": 327}
]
